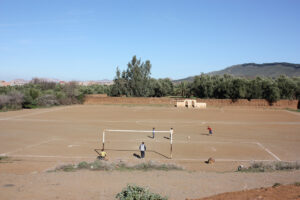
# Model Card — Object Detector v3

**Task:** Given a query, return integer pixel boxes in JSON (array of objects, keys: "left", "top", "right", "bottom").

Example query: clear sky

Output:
[{"left": 1, "top": 0, "right": 300, "bottom": 81}]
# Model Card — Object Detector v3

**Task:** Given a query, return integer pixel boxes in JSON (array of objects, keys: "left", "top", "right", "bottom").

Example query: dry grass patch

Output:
[{"left": 50, "top": 160, "right": 183, "bottom": 172}]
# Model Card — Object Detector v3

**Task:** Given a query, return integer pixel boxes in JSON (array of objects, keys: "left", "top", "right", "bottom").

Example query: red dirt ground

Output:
[{"left": 189, "top": 184, "right": 300, "bottom": 200}]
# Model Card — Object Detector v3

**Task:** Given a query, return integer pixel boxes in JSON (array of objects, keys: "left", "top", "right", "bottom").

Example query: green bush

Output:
[
  {"left": 272, "top": 182, "right": 281, "bottom": 188},
  {"left": 77, "top": 161, "right": 89, "bottom": 169},
  {"left": 238, "top": 161, "right": 300, "bottom": 172},
  {"left": 52, "top": 160, "right": 183, "bottom": 172},
  {"left": 115, "top": 184, "right": 167, "bottom": 200},
  {"left": 294, "top": 182, "right": 300, "bottom": 186}
]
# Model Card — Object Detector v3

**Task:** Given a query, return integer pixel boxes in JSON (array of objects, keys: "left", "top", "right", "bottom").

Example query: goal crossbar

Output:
[
  {"left": 106, "top": 129, "right": 170, "bottom": 133},
  {"left": 101, "top": 128, "right": 174, "bottom": 159}
]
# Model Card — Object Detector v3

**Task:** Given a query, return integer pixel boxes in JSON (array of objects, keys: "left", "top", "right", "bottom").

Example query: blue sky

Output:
[{"left": 1, "top": 0, "right": 300, "bottom": 81}]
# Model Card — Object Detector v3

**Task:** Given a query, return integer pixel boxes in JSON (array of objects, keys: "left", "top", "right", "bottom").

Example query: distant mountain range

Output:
[{"left": 175, "top": 62, "right": 300, "bottom": 82}]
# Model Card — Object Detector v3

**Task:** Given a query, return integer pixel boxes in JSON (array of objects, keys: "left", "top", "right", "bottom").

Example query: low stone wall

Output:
[
  {"left": 84, "top": 95, "right": 174, "bottom": 105},
  {"left": 195, "top": 99, "right": 298, "bottom": 109},
  {"left": 84, "top": 95, "right": 298, "bottom": 109}
]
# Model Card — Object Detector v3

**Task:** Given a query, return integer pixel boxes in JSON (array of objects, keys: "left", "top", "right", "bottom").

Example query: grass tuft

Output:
[{"left": 272, "top": 183, "right": 281, "bottom": 188}]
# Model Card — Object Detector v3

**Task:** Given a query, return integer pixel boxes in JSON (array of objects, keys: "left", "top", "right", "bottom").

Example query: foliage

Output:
[
  {"left": 272, "top": 183, "right": 281, "bottom": 188},
  {"left": 0, "top": 78, "right": 110, "bottom": 111},
  {"left": 111, "top": 56, "right": 152, "bottom": 97},
  {"left": 237, "top": 161, "right": 300, "bottom": 172},
  {"left": 51, "top": 160, "right": 183, "bottom": 172},
  {"left": 294, "top": 182, "right": 300, "bottom": 186},
  {"left": 115, "top": 184, "right": 168, "bottom": 200},
  {"left": 1, "top": 56, "right": 300, "bottom": 111}
]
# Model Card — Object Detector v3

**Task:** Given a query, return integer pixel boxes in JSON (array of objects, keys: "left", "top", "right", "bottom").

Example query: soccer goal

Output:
[{"left": 100, "top": 128, "right": 174, "bottom": 159}]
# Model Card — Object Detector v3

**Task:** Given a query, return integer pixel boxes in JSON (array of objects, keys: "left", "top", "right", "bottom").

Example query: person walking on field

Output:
[
  {"left": 207, "top": 126, "right": 213, "bottom": 136},
  {"left": 139, "top": 142, "right": 146, "bottom": 158}
]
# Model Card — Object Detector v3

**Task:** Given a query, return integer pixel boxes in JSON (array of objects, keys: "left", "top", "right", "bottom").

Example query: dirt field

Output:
[
  {"left": 189, "top": 184, "right": 300, "bottom": 200},
  {"left": 0, "top": 105, "right": 300, "bottom": 199}
]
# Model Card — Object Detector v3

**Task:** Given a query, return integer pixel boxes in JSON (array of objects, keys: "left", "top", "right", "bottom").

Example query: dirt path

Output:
[{"left": 1, "top": 170, "right": 300, "bottom": 200}]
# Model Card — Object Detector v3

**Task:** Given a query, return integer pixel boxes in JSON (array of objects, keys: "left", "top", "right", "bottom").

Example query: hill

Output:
[{"left": 175, "top": 62, "right": 300, "bottom": 82}]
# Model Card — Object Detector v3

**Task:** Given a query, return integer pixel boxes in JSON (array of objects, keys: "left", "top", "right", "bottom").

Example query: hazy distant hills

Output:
[{"left": 175, "top": 62, "right": 300, "bottom": 82}]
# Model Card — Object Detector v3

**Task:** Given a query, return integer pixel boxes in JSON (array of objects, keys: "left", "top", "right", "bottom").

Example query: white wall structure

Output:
[{"left": 175, "top": 99, "right": 206, "bottom": 109}]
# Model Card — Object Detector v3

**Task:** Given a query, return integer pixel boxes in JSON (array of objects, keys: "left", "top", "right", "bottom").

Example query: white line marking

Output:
[
  {"left": 106, "top": 129, "right": 170, "bottom": 133},
  {"left": 255, "top": 142, "right": 281, "bottom": 161},
  {"left": 7, "top": 154, "right": 290, "bottom": 162},
  {"left": 9, "top": 155, "right": 96, "bottom": 159},
  {"left": 67, "top": 145, "right": 80, "bottom": 148},
  {"left": 0, "top": 106, "right": 69, "bottom": 121},
  {"left": 1, "top": 138, "right": 56, "bottom": 156},
  {"left": 284, "top": 110, "right": 300, "bottom": 116}
]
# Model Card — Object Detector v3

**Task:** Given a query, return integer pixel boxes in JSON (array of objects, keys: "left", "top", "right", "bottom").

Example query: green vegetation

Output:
[
  {"left": 0, "top": 156, "right": 9, "bottom": 163},
  {"left": 0, "top": 78, "right": 110, "bottom": 111},
  {"left": 272, "top": 183, "right": 281, "bottom": 188},
  {"left": 286, "top": 108, "right": 300, "bottom": 112},
  {"left": 237, "top": 161, "right": 300, "bottom": 172},
  {"left": 110, "top": 56, "right": 300, "bottom": 105},
  {"left": 1, "top": 56, "right": 300, "bottom": 111},
  {"left": 116, "top": 184, "right": 168, "bottom": 200},
  {"left": 51, "top": 160, "right": 183, "bottom": 172},
  {"left": 0, "top": 155, "right": 8, "bottom": 161},
  {"left": 294, "top": 182, "right": 300, "bottom": 186}
]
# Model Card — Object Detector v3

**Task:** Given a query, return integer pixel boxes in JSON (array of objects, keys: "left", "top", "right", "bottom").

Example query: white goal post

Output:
[{"left": 101, "top": 128, "right": 174, "bottom": 158}]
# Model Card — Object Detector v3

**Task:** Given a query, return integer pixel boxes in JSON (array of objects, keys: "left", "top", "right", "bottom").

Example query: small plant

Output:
[
  {"left": 77, "top": 161, "right": 89, "bottom": 169},
  {"left": 294, "top": 182, "right": 300, "bottom": 186},
  {"left": 272, "top": 183, "right": 281, "bottom": 188},
  {"left": 60, "top": 164, "right": 76, "bottom": 172},
  {"left": 0, "top": 156, "right": 9, "bottom": 163},
  {"left": 115, "top": 184, "right": 168, "bottom": 200},
  {"left": 0, "top": 156, "right": 8, "bottom": 160}
]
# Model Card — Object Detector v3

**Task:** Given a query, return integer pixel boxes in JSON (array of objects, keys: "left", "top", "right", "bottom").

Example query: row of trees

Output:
[
  {"left": 110, "top": 56, "right": 300, "bottom": 104},
  {"left": 0, "top": 78, "right": 110, "bottom": 110},
  {"left": 1, "top": 56, "right": 300, "bottom": 110}
]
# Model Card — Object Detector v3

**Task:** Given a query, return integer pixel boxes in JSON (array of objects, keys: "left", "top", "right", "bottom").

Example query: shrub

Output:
[
  {"left": 77, "top": 161, "right": 89, "bottom": 169},
  {"left": 7, "top": 91, "right": 24, "bottom": 108},
  {"left": 37, "top": 94, "right": 59, "bottom": 106},
  {"left": 272, "top": 183, "right": 281, "bottom": 188},
  {"left": 51, "top": 160, "right": 183, "bottom": 172},
  {"left": 238, "top": 161, "right": 300, "bottom": 172},
  {"left": 59, "top": 164, "right": 76, "bottom": 172},
  {"left": 0, "top": 95, "right": 10, "bottom": 109},
  {"left": 294, "top": 182, "right": 300, "bottom": 186},
  {"left": 0, "top": 156, "right": 8, "bottom": 161},
  {"left": 115, "top": 184, "right": 168, "bottom": 200}
]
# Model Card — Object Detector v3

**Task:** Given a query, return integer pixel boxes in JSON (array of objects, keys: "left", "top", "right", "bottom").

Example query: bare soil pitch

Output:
[{"left": 0, "top": 105, "right": 299, "bottom": 199}]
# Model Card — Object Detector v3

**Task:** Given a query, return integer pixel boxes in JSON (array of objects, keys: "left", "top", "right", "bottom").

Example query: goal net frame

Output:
[{"left": 100, "top": 128, "right": 174, "bottom": 159}]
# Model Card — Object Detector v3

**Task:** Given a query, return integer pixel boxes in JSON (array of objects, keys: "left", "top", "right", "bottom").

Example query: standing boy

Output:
[
  {"left": 152, "top": 127, "right": 155, "bottom": 139},
  {"left": 207, "top": 126, "right": 213, "bottom": 136},
  {"left": 139, "top": 142, "right": 146, "bottom": 158}
]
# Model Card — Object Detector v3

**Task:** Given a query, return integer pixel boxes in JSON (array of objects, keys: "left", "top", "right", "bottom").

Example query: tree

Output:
[
  {"left": 111, "top": 56, "right": 152, "bottom": 97},
  {"left": 229, "top": 78, "right": 248, "bottom": 101},
  {"left": 262, "top": 79, "right": 280, "bottom": 105},
  {"left": 276, "top": 75, "right": 296, "bottom": 99},
  {"left": 150, "top": 78, "right": 173, "bottom": 97}
]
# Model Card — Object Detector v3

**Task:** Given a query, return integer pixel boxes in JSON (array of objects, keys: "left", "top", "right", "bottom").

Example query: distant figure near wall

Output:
[{"left": 175, "top": 99, "right": 206, "bottom": 109}]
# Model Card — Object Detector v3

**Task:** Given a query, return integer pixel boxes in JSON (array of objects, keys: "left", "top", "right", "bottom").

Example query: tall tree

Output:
[{"left": 111, "top": 56, "right": 152, "bottom": 97}]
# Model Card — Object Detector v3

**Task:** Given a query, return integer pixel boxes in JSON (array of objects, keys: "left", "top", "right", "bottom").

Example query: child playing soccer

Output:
[{"left": 207, "top": 126, "right": 213, "bottom": 136}]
